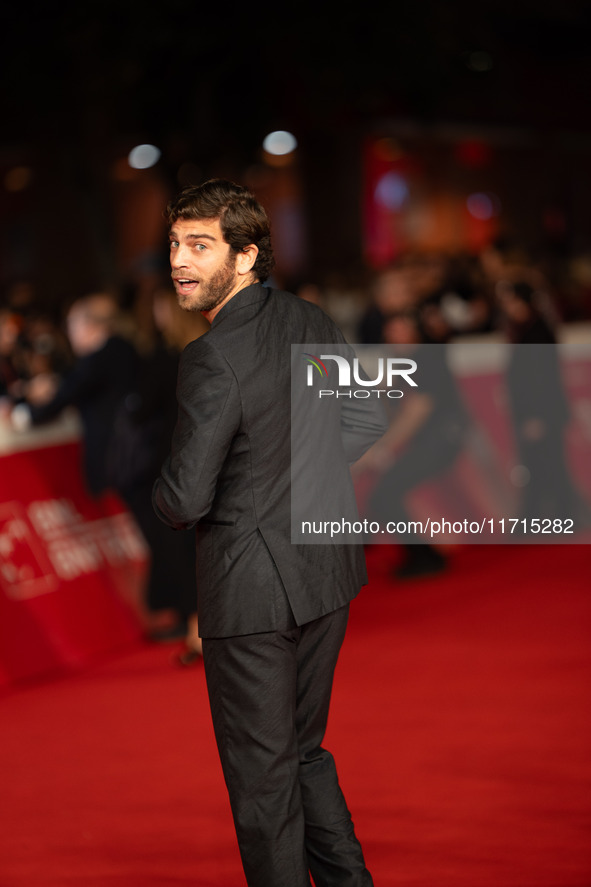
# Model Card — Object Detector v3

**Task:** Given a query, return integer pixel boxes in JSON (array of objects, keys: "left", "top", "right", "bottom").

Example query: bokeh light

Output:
[
  {"left": 374, "top": 171, "right": 409, "bottom": 211},
  {"left": 466, "top": 192, "right": 501, "bottom": 221},
  {"left": 262, "top": 131, "right": 298, "bottom": 156},
  {"left": 128, "top": 144, "right": 161, "bottom": 170}
]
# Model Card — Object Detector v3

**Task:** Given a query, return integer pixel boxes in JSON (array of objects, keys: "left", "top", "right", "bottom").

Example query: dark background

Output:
[{"left": 2, "top": 0, "right": 590, "bottom": 311}]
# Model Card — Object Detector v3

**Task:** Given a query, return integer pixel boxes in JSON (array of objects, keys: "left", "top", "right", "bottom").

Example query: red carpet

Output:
[{"left": 1, "top": 543, "right": 590, "bottom": 886}]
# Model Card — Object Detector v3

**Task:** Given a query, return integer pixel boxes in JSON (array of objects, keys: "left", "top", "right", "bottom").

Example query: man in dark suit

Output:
[
  {"left": 153, "top": 180, "right": 384, "bottom": 887},
  {"left": 11, "top": 293, "right": 138, "bottom": 498}
]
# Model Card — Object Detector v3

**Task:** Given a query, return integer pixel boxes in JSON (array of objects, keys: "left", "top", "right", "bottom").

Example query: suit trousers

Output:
[{"left": 202, "top": 603, "right": 373, "bottom": 887}]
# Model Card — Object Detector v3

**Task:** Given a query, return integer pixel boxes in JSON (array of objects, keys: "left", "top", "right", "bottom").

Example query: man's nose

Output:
[{"left": 171, "top": 245, "right": 190, "bottom": 268}]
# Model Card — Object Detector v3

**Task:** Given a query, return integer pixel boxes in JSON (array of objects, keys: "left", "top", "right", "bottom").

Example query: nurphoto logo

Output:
[{"left": 302, "top": 351, "right": 418, "bottom": 399}]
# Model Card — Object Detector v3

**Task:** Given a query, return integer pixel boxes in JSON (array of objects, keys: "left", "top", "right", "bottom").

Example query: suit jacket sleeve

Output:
[
  {"left": 339, "top": 394, "right": 388, "bottom": 464},
  {"left": 152, "top": 337, "right": 241, "bottom": 530},
  {"left": 338, "top": 348, "right": 388, "bottom": 464}
]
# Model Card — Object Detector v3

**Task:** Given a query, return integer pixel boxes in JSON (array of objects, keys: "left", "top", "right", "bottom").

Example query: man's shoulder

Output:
[
  {"left": 202, "top": 284, "right": 347, "bottom": 356},
  {"left": 181, "top": 330, "right": 225, "bottom": 362},
  {"left": 269, "top": 286, "right": 325, "bottom": 316},
  {"left": 266, "top": 287, "right": 346, "bottom": 341}
]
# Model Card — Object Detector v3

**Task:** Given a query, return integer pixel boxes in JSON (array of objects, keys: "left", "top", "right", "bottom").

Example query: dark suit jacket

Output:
[{"left": 153, "top": 284, "right": 386, "bottom": 638}]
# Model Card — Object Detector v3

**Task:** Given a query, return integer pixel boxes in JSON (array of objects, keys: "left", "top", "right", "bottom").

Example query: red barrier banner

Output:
[{"left": 0, "top": 439, "right": 149, "bottom": 686}]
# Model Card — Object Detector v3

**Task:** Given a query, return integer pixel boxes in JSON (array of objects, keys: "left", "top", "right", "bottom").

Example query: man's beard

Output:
[{"left": 182, "top": 255, "right": 237, "bottom": 313}]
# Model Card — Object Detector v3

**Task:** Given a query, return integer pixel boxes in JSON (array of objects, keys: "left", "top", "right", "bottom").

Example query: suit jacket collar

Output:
[{"left": 211, "top": 282, "right": 269, "bottom": 328}]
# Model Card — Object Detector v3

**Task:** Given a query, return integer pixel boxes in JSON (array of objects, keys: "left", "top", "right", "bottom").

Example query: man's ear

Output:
[{"left": 236, "top": 244, "right": 259, "bottom": 277}]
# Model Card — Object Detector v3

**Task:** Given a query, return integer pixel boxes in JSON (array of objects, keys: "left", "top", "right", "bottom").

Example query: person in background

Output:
[
  {"left": 358, "top": 264, "right": 416, "bottom": 343},
  {"left": 109, "top": 285, "right": 208, "bottom": 657},
  {"left": 497, "top": 279, "right": 584, "bottom": 525},
  {"left": 19, "top": 311, "right": 74, "bottom": 384},
  {"left": 0, "top": 309, "right": 27, "bottom": 402},
  {"left": 361, "top": 307, "right": 469, "bottom": 578},
  {"left": 11, "top": 293, "right": 138, "bottom": 498}
]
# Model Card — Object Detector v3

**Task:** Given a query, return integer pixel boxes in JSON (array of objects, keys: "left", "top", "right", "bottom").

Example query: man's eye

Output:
[
  {"left": 170, "top": 240, "right": 179, "bottom": 249},
  {"left": 195, "top": 243, "right": 206, "bottom": 251}
]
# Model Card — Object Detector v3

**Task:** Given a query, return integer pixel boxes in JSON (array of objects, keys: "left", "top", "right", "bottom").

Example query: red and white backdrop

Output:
[{"left": 0, "top": 428, "right": 148, "bottom": 687}]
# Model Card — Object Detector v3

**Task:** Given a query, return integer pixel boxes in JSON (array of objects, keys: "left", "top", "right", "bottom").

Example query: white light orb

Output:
[
  {"left": 128, "top": 144, "right": 161, "bottom": 170},
  {"left": 263, "top": 131, "right": 298, "bottom": 156}
]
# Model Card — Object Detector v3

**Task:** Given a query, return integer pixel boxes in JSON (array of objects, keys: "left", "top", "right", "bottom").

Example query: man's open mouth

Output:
[{"left": 175, "top": 278, "right": 198, "bottom": 291}]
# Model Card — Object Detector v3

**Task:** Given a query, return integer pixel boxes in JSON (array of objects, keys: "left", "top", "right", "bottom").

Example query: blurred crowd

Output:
[
  {"left": 295, "top": 237, "right": 590, "bottom": 576},
  {"left": 334, "top": 236, "right": 587, "bottom": 346},
  {"left": 1, "top": 237, "right": 586, "bottom": 426},
  {"left": 0, "top": 235, "right": 589, "bottom": 613}
]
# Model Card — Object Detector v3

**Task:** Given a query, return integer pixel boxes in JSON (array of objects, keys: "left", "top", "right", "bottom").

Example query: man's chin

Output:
[
  {"left": 177, "top": 292, "right": 222, "bottom": 315},
  {"left": 176, "top": 290, "right": 202, "bottom": 312}
]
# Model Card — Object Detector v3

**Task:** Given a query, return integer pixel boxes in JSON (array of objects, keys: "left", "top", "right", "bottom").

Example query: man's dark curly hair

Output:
[{"left": 165, "top": 179, "right": 275, "bottom": 283}]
